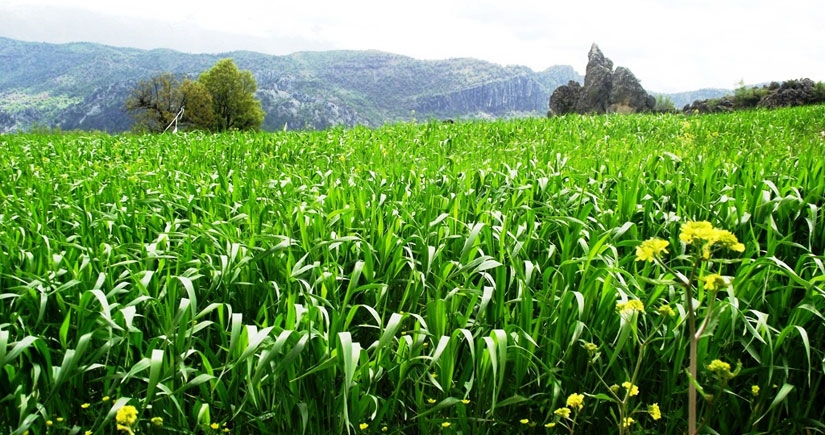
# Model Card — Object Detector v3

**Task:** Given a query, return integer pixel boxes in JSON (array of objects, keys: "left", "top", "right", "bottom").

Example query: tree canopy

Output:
[
  {"left": 125, "top": 59, "right": 263, "bottom": 132},
  {"left": 199, "top": 59, "right": 265, "bottom": 131}
]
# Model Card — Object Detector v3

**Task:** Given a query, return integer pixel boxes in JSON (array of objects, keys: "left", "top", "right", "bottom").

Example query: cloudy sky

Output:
[{"left": 2, "top": 0, "right": 823, "bottom": 92}]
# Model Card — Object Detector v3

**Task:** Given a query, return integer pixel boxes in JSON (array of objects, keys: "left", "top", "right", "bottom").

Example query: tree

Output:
[
  {"left": 198, "top": 59, "right": 264, "bottom": 131},
  {"left": 125, "top": 73, "right": 214, "bottom": 132}
]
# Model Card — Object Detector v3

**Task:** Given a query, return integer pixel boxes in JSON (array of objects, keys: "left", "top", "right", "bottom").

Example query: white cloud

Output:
[{"left": 2, "top": 0, "right": 823, "bottom": 92}]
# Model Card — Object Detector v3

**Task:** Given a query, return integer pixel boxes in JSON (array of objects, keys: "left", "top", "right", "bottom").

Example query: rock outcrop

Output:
[
  {"left": 758, "top": 78, "right": 821, "bottom": 108},
  {"left": 549, "top": 44, "right": 654, "bottom": 116},
  {"left": 683, "top": 78, "right": 825, "bottom": 114}
]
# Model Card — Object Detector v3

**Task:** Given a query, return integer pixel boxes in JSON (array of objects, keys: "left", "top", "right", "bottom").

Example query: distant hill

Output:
[{"left": 0, "top": 37, "right": 727, "bottom": 132}]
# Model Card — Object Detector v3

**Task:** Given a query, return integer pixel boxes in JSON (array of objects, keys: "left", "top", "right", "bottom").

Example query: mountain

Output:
[
  {"left": 0, "top": 37, "right": 726, "bottom": 133},
  {"left": 0, "top": 37, "right": 587, "bottom": 132}
]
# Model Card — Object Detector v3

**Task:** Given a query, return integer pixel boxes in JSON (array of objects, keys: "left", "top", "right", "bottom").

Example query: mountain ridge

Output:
[{"left": 0, "top": 37, "right": 729, "bottom": 132}]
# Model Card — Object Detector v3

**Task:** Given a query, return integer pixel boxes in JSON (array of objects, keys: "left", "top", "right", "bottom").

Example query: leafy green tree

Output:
[
  {"left": 198, "top": 59, "right": 264, "bottom": 131},
  {"left": 125, "top": 72, "right": 214, "bottom": 132}
]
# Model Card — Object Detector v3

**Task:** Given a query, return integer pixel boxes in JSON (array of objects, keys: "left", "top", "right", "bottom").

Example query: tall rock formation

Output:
[{"left": 549, "top": 44, "right": 655, "bottom": 116}]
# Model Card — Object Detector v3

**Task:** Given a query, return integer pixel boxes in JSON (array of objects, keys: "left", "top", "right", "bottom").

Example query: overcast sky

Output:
[{"left": 2, "top": 0, "right": 823, "bottom": 93}]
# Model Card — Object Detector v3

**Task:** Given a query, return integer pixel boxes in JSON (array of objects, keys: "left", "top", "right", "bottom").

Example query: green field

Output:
[{"left": 2, "top": 106, "right": 824, "bottom": 434}]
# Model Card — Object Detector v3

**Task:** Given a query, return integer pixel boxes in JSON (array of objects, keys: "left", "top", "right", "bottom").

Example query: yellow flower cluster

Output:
[
  {"left": 635, "top": 238, "right": 670, "bottom": 262},
  {"left": 622, "top": 417, "right": 635, "bottom": 428},
  {"left": 554, "top": 407, "right": 571, "bottom": 419},
  {"left": 622, "top": 381, "right": 639, "bottom": 397},
  {"left": 680, "top": 221, "right": 745, "bottom": 258},
  {"left": 708, "top": 359, "right": 737, "bottom": 380},
  {"left": 702, "top": 273, "right": 729, "bottom": 291},
  {"left": 657, "top": 305, "right": 676, "bottom": 317},
  {"left": 751, "top": 385, "right": 760, "bottom": 397},
  {"left": 116, "top": 405, "right": 138, "bottom": 426},
  {"left": 566, "top": 393, "right": 585, "bottom": 411},
  {"left": 616, "top": 300, "right": 645, "bottom": 315},
  {"left": 648, "top": 403, "right": 662, "bottom": 420}
]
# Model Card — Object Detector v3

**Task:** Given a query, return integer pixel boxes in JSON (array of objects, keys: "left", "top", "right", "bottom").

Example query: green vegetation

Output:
[
  {"left": 1, "top": 106, "right": 824, "bottom": 434},
  {"left": 125, "top": 59, "right": 263, "bottom": 133}
]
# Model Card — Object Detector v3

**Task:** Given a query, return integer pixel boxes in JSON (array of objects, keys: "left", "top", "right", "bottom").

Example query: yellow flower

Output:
[
  {"left": 56, "top": 417, "right": 64, "bottom": 422},
  {"left": 544, "top": 422, "right": 556, "bottom": 428},
  {"left": 520, "top": 418, "right": 529, "bottom": 424},
  {"left": 583, "top": 342, "right": 598, "bottom": 353},
  {"left": 461, "top": 399, "right": 470, "bottom": 404},
  {"left": 81, "top": 403, "right": 91, "bottom": 409},
  {"left": 151, "top": 416, "right": 163, "bottom": 427},
  {"left": 609, "top": 384, "right": 620, "bottom": 394},
  {"left": 116, "top": 405, "right": 138, "bottom": 426},
  {"left": 46, "top": 420, "right": 54, "bottom": 427},
  {"left": 622, "top": 381, "right": 639, "bottom": 397},
  {"left": 427, "top": 398, "right": 437, "bottom": 404},
  {"left": 359, "top": 422, "right": 369, "bottom": 430},
  {"left": 211, "top": 423, "right": 220, "bottom": 430},
  {"left": 382, "top": 426, "right": 388, "bottom": 432},
  {"left": 566, "top": 393, "right": 585, "bottom": 411},
  {"left": 703, "top": 273, "right": 728, "bottom": 291},
  {"left": 622, "top": 417, "right": 636, "bottom": 428},
  {"left": 102, "top": 396, "right": 111, "bottom": 402},
  {"left": 554, "top": 407, "right": 571, "bottom": 419},
  {"left": 751, "top": 385, "right": 760, "bottom": 397},
  {"left": 442, "top": 421, "right": 452, "bottom": 428},
  {"left": 648, "top": 403, "right": 662, "bottom": 420},
  {"left": 617, "top": 299, "right": 645, "bottom": 315},
  {"left": 679, "top": 221, "right": 715, "bottom": 244},
  {"left": 657, "top": 305, "right": 676, "bottom": 317},
  {"left": 635, "top": 238, "right": 669, "bottom": 261},
  {"left": 116, "top": 424, "right": 135, "bottom": 435},
  {"left": 707, "top": 359, "right": 736, "bottom": 380},
  {"left": 85, "top": 431, "right": 93, "bottom": 435}
]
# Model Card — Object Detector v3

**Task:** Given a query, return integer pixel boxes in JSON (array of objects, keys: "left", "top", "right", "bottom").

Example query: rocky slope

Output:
[{"left": 0, "top": 37, "right": 584, "bottom": 132}]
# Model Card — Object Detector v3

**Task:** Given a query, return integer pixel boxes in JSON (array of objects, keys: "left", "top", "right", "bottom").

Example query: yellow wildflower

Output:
[
  {"left": 359, "top": 422, "right": 369, "bottom": 430},
  {"left": 56, "top": 417, "right": 64, "bottom": 423},
  {"left": 657, "top": 305, "right": 676, "bottom": 317},
  {"left": 116, "top": 405, "right": 138, "bottom": 426},
  {"left": 679, "top": 221, "right": 715, "bottom": 244},
  {"left": 622, "top": 381, "right": 639, "bottom": 397},
  {"left": 102, "top": 396, "right": 111, "bottom": 402},
  {"left": 382, "top": 426, "right": 388, "bottom": 432},
  {"left": 584, "top": 342, "right": 598, "bottom": 353},
  {"left": 46, "top": 420, "right": 54, "bottom": 427},
  {"left": 461, "top": 399, "right": 470, "bottom": 405},
  {"left": 151, "top": 416, "right": 163, "bottom": 427},
  {"left": 617, "top": 299, "right": 645, "bottom": 315},
  {"left": 609, "top": 384, "right": 620, "bottom": 394},
  {"left": 116, "top": 424, "right": 135, "bottom": 435},
  {"left": 427, "top": 398, "right": 437, "bottom": 404},
  {"left": 751, "top": 385, "right": 760, "bottom": 397},
  {"left": 566, "top": 393, "right": 585, "bottom": 411},
  {"left": 703, "top": 273, "right": 728, "bottom": 291},
  {"left": 635, "top": 238, "right": 669, "bottom": 261},
  {"left": 707, "top": 359, "right": 736, "bottom": 380},
  {"left": 85, "top": 431, "right": 92, "bottom": 435},
  {"left": 81, "top": 402, "right": 91, "bottom": 409},
  {"left": 211, "top": 423, "right": 220, "bottom": 430},
  {"left": 554, "top": 407, "right": 571, "bottom": 419},
  {"left": 442, "top": 421, "right": 452, "bottom": 428},
  {"left": 648, "top": 403, "right": 662, "bottom": 420},
  {"left": 622, "top": 417, "right": 636, "bottom": 428},
  {"left": 545, "top": 422, "right": 556, "bottom": 428}
]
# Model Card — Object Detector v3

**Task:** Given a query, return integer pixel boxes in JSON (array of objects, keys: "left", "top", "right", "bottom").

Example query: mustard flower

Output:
[
  {"left": 545, "top": 422, "right": 556, "bottom": 428},
  {"left": 359, "top": 422, "right": 369, "bottom": 430},
  {"left": 566, "top": 393, "right": 585, "bottom": 411},
  {"left": 584, "top": 342, "right": 598, "bottom": 353},
  {"left": 622, "top": 417, "right": 636, "bottom": 428},
  {"left": 609, "top": 384, "right": 620, "bottom": 394},
  {"left": 102, "top": 396, "right": 111, "bottom": 402},
  {"left": 427, "top": 398, "right": 437, "bottom": 404},
  {"left": 622, "top": 381, "right": 639, "bottom": 397},
  {"left": 382, "top": 426, "right": 389, "bottom": 432},
  {"left": 648, "top": 403, "right": 662, "bottom": 420},
  {"left": 461, "top": 399, "right": 470, "bottom": 405},
  {"left": 554, "top": 407, "right": 571, "bottom": 419},
  {"left": 46, "top": 420, "right": 54, "bottom": 427},
  {"left": 116, "top": 405, "right": 138, "bottom": 426},
  {"left": 616, "top": 299, "right": 645, "bottom": 315},
  {"left": 116, "top": 424, "right": 135, "bottom": 435},
  {"left": 81, "top": 402, "right": 91, "bottom": 409},
  {"left": 751, "top": 385, "right": 760, "bottom": 397},
  {"left": 211, "top": 423, "right": 220, "bottom": 430},
  {"left": 635, "top": 238, "right": 670, "bottom": 261},
  {"left": 442, "top": 421, "right": 452, "bottom": 428},
  {"left": 151, "top": 416, "right": 163, "bottom": 427},
  {"left": 56, "top": 417, "right": 64, "bottom": 423},
  {"left": 657, "top": 304, "right": 676, "bottom": 317},
  {"left": 520, "top": 419, "right": 529, "bottom": 424},
  {"left": 85, "top": 431, "right": 93, "bottom": 435},
  {"left": 708, "top": 359, "right": 736, "bottom": 380},
  {"left": 679, "top": 221, "right": 715, "bottom": 244},
  {"left": 703, "top": 273, "right": 728, "bottom": 291}
]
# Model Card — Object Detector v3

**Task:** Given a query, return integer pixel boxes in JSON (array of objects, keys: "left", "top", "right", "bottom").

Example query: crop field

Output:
[{"left": 2, "top": 106, "right": 825, "bottom": 434}]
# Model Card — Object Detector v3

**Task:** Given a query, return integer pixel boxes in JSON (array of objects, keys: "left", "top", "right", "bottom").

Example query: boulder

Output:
[
  {"left": 758, "top": 78, "right": 818, "bottom": 108},
  {"left": 548, "top": 80, "right": 582, "bottom": 116},
  {"left": 549, "top": 43, "right": 654, "bottom": 116}
]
